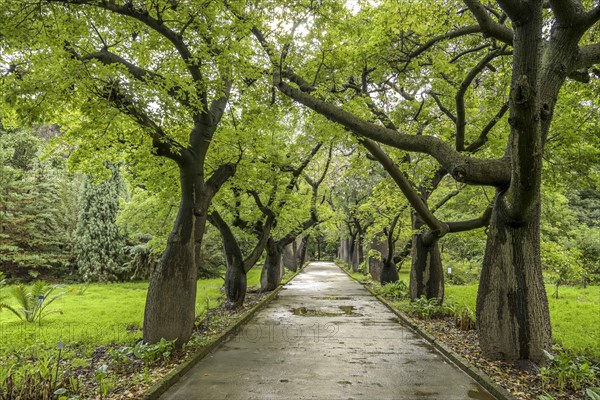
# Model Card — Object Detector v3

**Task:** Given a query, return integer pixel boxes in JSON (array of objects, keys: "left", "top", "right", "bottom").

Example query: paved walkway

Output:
[{"left": 160, "top": 262, "right": 496, "bottom": 400}]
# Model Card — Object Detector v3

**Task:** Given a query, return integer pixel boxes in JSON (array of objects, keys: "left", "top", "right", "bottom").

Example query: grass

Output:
[{"left": 0, "top": 269, "right": 262, "bottom": 356}]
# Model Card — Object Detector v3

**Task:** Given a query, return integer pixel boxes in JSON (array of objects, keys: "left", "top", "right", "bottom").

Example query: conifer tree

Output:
[{"left": 74, "top": 165, "right": 125, "bottom": 282}]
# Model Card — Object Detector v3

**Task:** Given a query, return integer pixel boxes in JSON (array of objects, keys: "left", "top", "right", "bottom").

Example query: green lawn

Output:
[{"left": 0, "top": 269, "right": 262, "bottom": 355}]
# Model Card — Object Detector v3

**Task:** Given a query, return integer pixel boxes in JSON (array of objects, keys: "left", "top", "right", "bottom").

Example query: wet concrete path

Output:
[{"left": 160, "top": 262, "right": 496, "bottom": 400}]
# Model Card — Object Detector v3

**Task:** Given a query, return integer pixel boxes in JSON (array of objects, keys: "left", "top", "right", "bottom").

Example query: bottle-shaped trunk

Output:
[
  {"left": 261, "top": 238, "right": 283, "bottom": 291},
  {"left": 476, "top": 198, "right": 551, "bottom": 363}
]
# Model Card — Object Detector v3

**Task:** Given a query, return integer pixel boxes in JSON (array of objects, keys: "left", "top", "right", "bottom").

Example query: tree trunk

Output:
[
  {"left": 143, "top": 167, "right": 199, "bottom": 346},
  {"left": 224, "top": 262, "right": 247, "bottom": 308},
  {"left": 283, "top": 241, "right": 298, "bottom": 272},
  {"left": 381, "top": 214, "right": 400, "bottom": 284},
  {"left": 409, "top": 233, "right": 444, "bottom": 301},
  {"left": 261, "top": 237, "right": 283, "bottom": 291},
  {"left": 409, "top": 211, "right": 444, "bottom": 301},
  {"left": 340, "top": 237, "right": 351, "bottom": 264},
  {"left": 476, "top": 196, "right": 551, "bottom": 363},
  {"left": 380, "top": 260, "right": 399, "bottom": 284},
  {"left": 368, "top": 232, "right": 386, "bottom": 282},
  {"left": 208, "top": 210, "right": 252, "bottom": 308},
  {"left": 297, "top": 235, "right": 309, "bottom": 267}
]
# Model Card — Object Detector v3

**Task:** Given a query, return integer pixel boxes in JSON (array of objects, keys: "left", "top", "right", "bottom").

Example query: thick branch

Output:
[
  {"left": 422, "top": 204, "right": 493, "bottom": 245},
  {"left": 252, "top": 27, "right": 510, "bottom": 186},
  {"left": 78, "top": 48, "right": 191, "bottom": 107},
  {"left": 576, "top": 43, "right": 600, "bottom": 69},
  {"left": 548, "top": 0, "right": 586, "bottom": 26},
  {"left": 243, "top": 215, "right": 275, "bottom": 272},
  {"left": 456, "top": 50, "right": 507, "bottom": 151},
  {"left": 208, "top": 210, "right": 244, "bottom": 271},
  {"left": 206, "top": 163, "right": 237, "bottom": 197},
  {"left": 466, "top": 103, "right": 509, "bottom": 152},
  {"left": 360, "top": 138, "right": 448, "bottom": 234},
  {"left": 275, "top": 75, "right": 510, "bottom": 186},
  {"left": 496, "top": 0, "right": 528, "bottom": 23},
  {"left": 50, "top": 0, "right": 206, "bottom": 107},
  {"left": 463, "top": 0, "right": 514, "bottom": 44},
  {"left": 409, "top": 25, "right": 482, "bottom": 59}
]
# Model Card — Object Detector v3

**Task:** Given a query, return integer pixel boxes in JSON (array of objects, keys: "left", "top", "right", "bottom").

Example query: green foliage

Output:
[
  {"left": 0, "top": 271, "right": 18, "bottom": 317},
  {"left": 0, "top": 126, "right": 76, "bottom": 278},
  {"left": 107, "top": 338, "right": 176, "bottom": 368},
  {"left": 7, "top": 281, "right": 65, "bottom": 323},
  {"left": 540, "top": 351, "right": 599, "bottom": 393},
  {"left": 0, "top": 342, "right": 75, "bottom": 400},
  {"left": 587, "top": 388, "right": 600, "bottom": 400},
  {"left": 408, "top": 296, "right": 456, "bottom": 319},
  {"left": 74, "top": 165, "right": 126, "bottom": 282},
  {"left": 444, "top": 260, "right": 481, "bottom": 285},
  {"left": 377, "top": 280, "right": 409, "bottom": 300}
]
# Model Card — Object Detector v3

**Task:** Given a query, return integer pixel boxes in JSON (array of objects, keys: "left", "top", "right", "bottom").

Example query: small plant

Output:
[
  {"left": 7, "top": 281, "right": 65, "bottom": 324},
  {"left": 540, "top": 351, "right": 599, "bottom": 393},
  {"left": 94, "top": 364, "right": 111, "bottom": 399},
  {"left": 377, "top": 281, "right": 409, "bottom": 299},
  {"left": 108, "top": 338, "right": 176, "bottom": 368},
  {"left": 409, "top": 296, "right": 442, "bottom": 319},
  {"left": 587, "top": 388, "right": 600, "bottom": 400},
  {"left": 454, "top": 306, "right": 475, "bottom": 331},
  {"left": 0, "top": 342, "right": 76, "bottom": 400}
]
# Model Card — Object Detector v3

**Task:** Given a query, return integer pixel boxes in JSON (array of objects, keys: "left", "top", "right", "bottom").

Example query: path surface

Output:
[{"left": 160, "top": 262, "right": 496, "bottom": 400}]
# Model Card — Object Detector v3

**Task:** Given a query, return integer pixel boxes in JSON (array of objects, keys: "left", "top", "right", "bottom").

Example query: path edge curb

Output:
[
  {"left": 142, "top": 269, "right": 301, "bottom": 400},
  {"left": 337, "top": 263, "right": 515, "bottom": 400}
]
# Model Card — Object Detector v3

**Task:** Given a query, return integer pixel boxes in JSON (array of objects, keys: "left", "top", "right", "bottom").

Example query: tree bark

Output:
[
  {"left": 477, "top": 194, "right": 551, "bottom": 363},
  {"left": 368, "top": 232, "right": 387, "bottom": 282},
  {"left": 212, "top": 212, "right": 249, "bottom": 308},
  {"left": 261, "top": 237, "right": 283, "bottom": 291},
  {"left": 381, "top": 214, "right": 400, "bottom": 284},
  {"left": 409, "top": 233, "right": 444, "bottom": 301},
  {"left": 283, "top": 240, "right": 298, "bottom": 272},
  {"left": 143, "top": 166, "right": 200, "bottom": 346}
]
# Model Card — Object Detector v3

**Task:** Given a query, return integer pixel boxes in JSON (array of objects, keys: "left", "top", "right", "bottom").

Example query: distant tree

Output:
[
  {"left": 74, "top": 165, "right": 126, "bottom": 282},
  {"left": 0, "top": 126, "right": 71, "bottom": 279}
]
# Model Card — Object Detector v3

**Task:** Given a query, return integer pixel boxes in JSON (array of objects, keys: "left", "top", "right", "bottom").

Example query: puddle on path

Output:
[{"left": 291, "top": 306, "right": 363, "bottom": 317}]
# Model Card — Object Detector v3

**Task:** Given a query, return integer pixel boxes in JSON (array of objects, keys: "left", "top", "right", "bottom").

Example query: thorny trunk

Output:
[
  {"left": 143, "top": 166, "right": 201, "bottom": 346},
  {"left": 409, "top": 213, "right": 444, "bottom": 301},
  {"left": 261, "top": 237, "right": 283, "bottom": 291}
]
